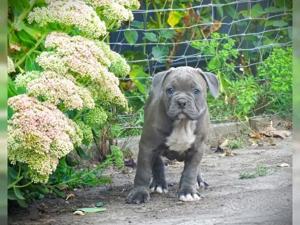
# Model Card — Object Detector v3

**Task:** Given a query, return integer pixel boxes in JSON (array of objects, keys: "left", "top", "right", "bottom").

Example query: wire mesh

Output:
[{"left": 109, "top": 0, "right": 292, "bottom": 132}]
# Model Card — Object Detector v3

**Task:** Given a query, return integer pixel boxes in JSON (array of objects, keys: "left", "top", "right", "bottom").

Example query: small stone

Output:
[
  {"left": 277, "top": 163, "right": 290, "bottom": 167},
  {"left": 73, "top": 210, "right": 85, "bottom": 216}
]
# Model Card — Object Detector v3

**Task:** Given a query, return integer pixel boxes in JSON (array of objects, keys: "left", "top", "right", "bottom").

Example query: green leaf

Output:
[
  {"left": 129, "top": 65, "right": 148, "bottom": 94},
  {"left": 52, "top": 187, "right": 66, "bottom": 198},
  {"left": 216, "top": 6, "right": 223, "bottom": 18},
  {"left": 15, "top": 22, "right": 41, "bottom": 40},
  {"left": 159, "top": 30, "right": 176, "bottom": 40},
  {"left": 130, "top": 21, "right": 144, "bottom": 29},
  {"left": 152, "top": 46, "right": 169, "bottom": 63},
  {"left": 264, "top": 7, "right": 283, "bottom": 14},
  {"left": 8, "top": 189, "right": 17, "bottom": 200},
  {"left": 190, "top": 40, "right": 202, "bottom": 50},
  {"left": 143, "top": 32, "right": 158, "bottom": 42},
  {"left": 13, "top": 187, "right": 25, "bottom": 200},
  {"left": 224, "top": 5, "right": 238, "bottom": 19},
  {"left": 17, "top": 199, "right": 28, "bottom": 208},
  {"left": 17, "top": 30, "right": 35, "bottom": 45},
  {"left": 8, "top": 77, "right": 18, "bottom": 98},
  {"left": 208, "top": 57, "right": 221, "bottom": 71},
  {"left": 124, "top": 30, "right": 138, "bottom": 45},
  {"left": 251, "top": 4, "right": 264, "bottom": 17},
  {"left": 265, "top": 20, "right": 288, "bottom": 27},
  {"left": 272, "top": 20, "right": 289, "bottom": 27},
  {"left": 167, "top": 11, "right": 184, "bottom": 27},
  {"left": 77, "top": 207, "right": 106, "bottom": 213},
  {"left": 25, "top": 55, "right": 39, "bottom": 71}
]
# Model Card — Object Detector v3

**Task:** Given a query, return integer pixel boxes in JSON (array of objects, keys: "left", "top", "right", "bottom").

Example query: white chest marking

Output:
[{"left": 166, "top": 119, "right": 197, "bottom": 153}]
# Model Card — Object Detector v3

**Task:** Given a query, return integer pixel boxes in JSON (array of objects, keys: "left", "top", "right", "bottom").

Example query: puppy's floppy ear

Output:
[
  {"left": 196, "top": 68, "right": 219, "bottom": 98},
  {"left": 150, "top": 67, "right": 174, "bottom": 95}
]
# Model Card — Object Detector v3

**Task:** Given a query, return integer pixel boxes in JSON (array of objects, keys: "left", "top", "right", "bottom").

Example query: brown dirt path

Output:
[{"left": 9, "top": 137, "right": 292, "bottom": 225}]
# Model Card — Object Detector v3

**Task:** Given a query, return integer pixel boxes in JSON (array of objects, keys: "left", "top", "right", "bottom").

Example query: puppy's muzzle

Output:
[{"left": 176, "top": 98, "right": 187, "bottom": 109}]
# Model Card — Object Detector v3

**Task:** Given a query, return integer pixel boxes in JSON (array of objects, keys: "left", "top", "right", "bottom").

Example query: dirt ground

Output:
[{"left": 9, "top": 137, "right": 292, "bottom": 225}]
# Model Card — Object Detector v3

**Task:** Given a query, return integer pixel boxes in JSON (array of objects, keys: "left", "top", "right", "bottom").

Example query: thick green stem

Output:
[
  {"left": 15, "top": 33, "right": 47, "bottom": 68},
  {"left": 8, "top": 176, "right": 24, "bottom": 189},
  {"left": 153, "top": 3, "right": 162, "bottom": 28},
  {"left": 15, "top": 181, "right": 33, "bottom": 188}
]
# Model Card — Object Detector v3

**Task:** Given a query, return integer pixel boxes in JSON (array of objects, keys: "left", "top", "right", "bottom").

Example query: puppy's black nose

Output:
[{"left": 177, "top": 99, "right": 187, "bottom": 108}]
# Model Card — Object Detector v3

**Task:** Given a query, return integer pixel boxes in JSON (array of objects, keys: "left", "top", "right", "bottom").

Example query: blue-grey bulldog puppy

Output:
[{"left": 126, "top": 66, "right": 219, "bottom": 203}]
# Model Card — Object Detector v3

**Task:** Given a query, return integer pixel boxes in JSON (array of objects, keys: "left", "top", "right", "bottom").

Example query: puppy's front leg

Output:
[
  {"left": 178, "top": 143, "right": 205, "bottom": 201},
  {"left": 126, "top": 144, "right": 153, "bottom": 204}
]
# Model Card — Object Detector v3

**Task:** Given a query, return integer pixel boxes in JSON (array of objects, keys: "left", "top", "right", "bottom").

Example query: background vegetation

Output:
[{"left": 7, "top": 0, "right": 292, "bottom": 207}]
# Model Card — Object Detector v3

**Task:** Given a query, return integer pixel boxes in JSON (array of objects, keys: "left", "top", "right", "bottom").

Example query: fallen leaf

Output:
[
  {"left": 223, "top": 149, "right": 236, "bottom": 157},
  {"left": 249, "top": 131, "right": 263, "bottom": 139},
  {"left": 76, "top": 207, "right": 106, "bottom": 213},
  {"left": 220, "top": 139, "right": 229, "bottom": 149},
  {"left": 202, "top": 20, "right": 222, "bottom": 37},
  {"left": 9, "top": 43, "right": 21, "bottom": 52},
  {"left": 66, "top": 193, "right": 75, "bottom": 201},
  {"left": 215, "top": 139, "right": 229, "bottom": 153},
  {"left": 271, "top": 130, "right": 291, "bottom": 138},
  {"left": 73, "top": 210, "right": 85, "bottom": 216}
]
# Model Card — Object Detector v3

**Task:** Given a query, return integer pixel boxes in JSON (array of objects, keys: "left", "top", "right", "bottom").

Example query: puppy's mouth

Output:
[
  {"left": 175, "top": 108, "right": 206, "bottom": 121},
  {"left": 177, "top": 113, "right": 187, "bottom": 120}
]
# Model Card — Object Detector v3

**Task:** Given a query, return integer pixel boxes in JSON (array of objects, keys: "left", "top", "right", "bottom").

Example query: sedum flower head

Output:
[
  {"left": 96, "top": 41, "right": 130, "bottom": 77},
  {"left": 36, "top": 52, "right": 68, "bottom": 75},
  {"left": 28, "top": 0, "right": 107, "bottom": 39},
  {"left": 116, "top": 0, "right": 140, "bottom": 9},
  {"left": 102, "top": 2, "right": 134, "bottom": 24},
  {"left": 86, "top": 0, "right": 140, "bottom": 10},
  {"left": 84, "top": 0, "right": 139, "bottom": 27},
  {"left": 40, "top": 32, "right": 128, "bottom": 108},
  {"left": 75, "top": 120, "right": 93, "bottom": 145},
  {"left": 8, "top": 95, "right": 83, "bottom": 183},
  {"left": 8, "top": 57, "right": 15, "bottom": 74},
  {"left": 84, "top": 107, "right": 108, "bottom": 127},
  {"left": 27, "top": 71, "right": 95, "bottom": 110},
  {"left": 15, "top": 71, "right": 41, "bottom": 88},
  {"left": 109, "top": 52, "right": 131, "bottom": 77}
]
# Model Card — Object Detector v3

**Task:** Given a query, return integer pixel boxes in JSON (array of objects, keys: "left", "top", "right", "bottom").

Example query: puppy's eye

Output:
[
  {"left": 193, "top": 88, "right": 200, "bottom": 95},
  {"left": 166, "top": 88, "right": 174, "bottom": 96}
]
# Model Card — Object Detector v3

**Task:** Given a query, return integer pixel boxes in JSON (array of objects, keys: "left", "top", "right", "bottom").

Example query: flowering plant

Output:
[{"left": 8, "top": 0, "right": 139, "bottom": 200}]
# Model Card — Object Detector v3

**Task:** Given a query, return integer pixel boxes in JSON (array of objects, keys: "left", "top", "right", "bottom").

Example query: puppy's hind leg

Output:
[{"left": 150, "top": 156, "right": 168, "bottom": 194}]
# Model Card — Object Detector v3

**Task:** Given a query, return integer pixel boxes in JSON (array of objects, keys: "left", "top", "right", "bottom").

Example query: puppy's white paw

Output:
[
  {"left": 179, "top": 193, "right": 201, "bottom": 202},
  {"left": 150, "top": 185, "right": 168, "bottom": 194}
]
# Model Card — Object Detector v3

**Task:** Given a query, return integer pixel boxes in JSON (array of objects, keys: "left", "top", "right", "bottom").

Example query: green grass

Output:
[
  {"left": 239, "top": 164, "right": 269, "bottom": 179},
  {"left": 228, "top": 138, "right": 245, "bottom": 149}
]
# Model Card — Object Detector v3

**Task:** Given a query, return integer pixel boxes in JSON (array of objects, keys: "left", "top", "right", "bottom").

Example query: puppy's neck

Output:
[{"left": 165, "top": 118, "right": 197, "bottom": 153}]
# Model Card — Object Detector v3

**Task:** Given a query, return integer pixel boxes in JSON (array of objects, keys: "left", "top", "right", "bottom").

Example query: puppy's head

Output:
[{"left": 151, "top": 66, "right": 219, "bottom": 120}]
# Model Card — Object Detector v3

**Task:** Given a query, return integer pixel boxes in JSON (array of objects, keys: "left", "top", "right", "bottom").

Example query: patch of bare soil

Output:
[{"left": 9, "top": 137, "right": 292, "bottom": 225}]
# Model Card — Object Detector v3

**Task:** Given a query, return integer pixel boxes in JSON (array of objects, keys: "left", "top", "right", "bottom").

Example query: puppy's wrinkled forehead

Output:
[{"left": 164, "top": 67, "right": 207, "bottom": 90}]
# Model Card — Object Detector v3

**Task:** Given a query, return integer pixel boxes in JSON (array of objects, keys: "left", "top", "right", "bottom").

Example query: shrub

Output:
[
  {"left": 8, "top": 0, "right": 139, "bottom": 207},
  {"left": 257, "top": 47, "right": 292, "bottom": 116}
]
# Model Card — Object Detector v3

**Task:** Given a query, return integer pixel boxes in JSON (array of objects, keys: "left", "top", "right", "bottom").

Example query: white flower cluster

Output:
[
  {"left": 8, "top": 0, "right": 138, "bottom": 184},
  {"left": 85, "top": 0, "right": 140, "bottom": 26},
  {"left": 37, "top": 32, "right": 129, "bottom": 108},
  {"left": 86, "top": 0, "right": 140, "bottom": 10},
  {"left": 15, "top": 71, "right": 41, "bottom": 88},
  {"left": 28, "top": 0, "right": 107, "bottom": 39},
  {"left": 8, "top": 95, "right": 83, "bottom": 183},
  {"left": 102, "top": 2, "right": 134, "bottom": 24},
  {"left": 26, "top": 71, "right": 95, "bottom": 110}
]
